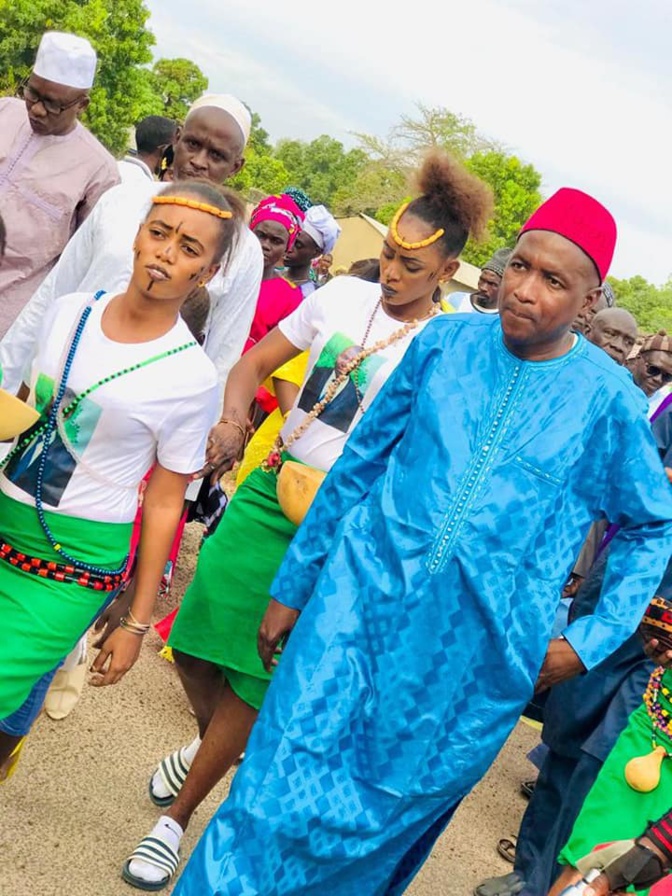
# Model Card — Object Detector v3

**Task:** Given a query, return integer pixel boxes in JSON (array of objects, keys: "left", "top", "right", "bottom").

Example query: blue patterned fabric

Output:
[{"left": 176, "top": 315, "right": 672, "bottom": 896}]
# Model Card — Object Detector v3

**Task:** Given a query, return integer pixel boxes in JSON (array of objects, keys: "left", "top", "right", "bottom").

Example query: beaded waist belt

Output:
[{"left": 0, "top": 540, "right": 123, "bottom": 592}]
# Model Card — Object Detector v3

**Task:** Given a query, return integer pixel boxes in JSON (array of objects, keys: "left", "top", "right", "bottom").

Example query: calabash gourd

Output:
[
  {"left": 276, "top": 461, "right": 326, "bottom": 526},
  {"left": 624, "top": 745, "right": 667, "bottom": 792}
]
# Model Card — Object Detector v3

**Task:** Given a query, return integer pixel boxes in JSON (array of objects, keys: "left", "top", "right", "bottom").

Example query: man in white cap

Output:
[
  {"left": 0, "top": 31, "right": 119, "bottom": 337},
  {"left": 447, "top": 246, "right": 513, "bottom": 314},
  {"left": 284, "top": 204, "right": 341, "bottom": 298},
  {"left": 0, "top": 92, "right": 262, "bottom": 398}
]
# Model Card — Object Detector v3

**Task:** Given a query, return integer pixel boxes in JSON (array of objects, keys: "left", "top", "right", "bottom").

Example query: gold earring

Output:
[{"left": 197, "top": 279, "right": 206, "bottom": 288}]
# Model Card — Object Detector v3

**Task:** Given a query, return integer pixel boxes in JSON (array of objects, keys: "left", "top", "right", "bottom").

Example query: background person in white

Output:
[
  {"left": 0, "top": 31, "right": 119, "bottom": 337},
  {"left": 0, "top": 93, "right": 263, "bottom": 400},
  {"left": 118, "top": 115, "right": 178, "bottom": 186}
]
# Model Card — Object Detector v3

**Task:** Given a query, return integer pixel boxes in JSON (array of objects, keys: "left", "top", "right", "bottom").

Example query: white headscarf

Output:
[
  {"left": 187, "top": 94, "right": 251, "bottom": 148},
  {"left": 302, "top": 205, "right": 341, "bottom": 254}
]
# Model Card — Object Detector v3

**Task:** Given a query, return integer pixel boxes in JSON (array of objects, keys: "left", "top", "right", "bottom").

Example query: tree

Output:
[
  {"left": 274, "top": 136, "right": 368, "bottom": 207},
  {"left": 150, "top": 58, "right": 208, "bottom": 122},
  {"left": 230, "top": 149, "right": 290, "bottom": 201},
  {"left": 248, "top": 111, "right": 272, "bottom": 156},
  {"left": 608, "top": 275, "right": 672, "bottom": 332},
  {"left": 392, "top": 102, "right": 500, "bottom": 160},
  {"left": 0, "top": 0, "right": 158, "bottom": 155},
  {"left": 331, "top": 165, "right": 408, "bottom": 218},
  {"left": 462, "top": 150, "right": 543, "bottom": 267},
  {"left": 352, "top": 104, "right": 541, "bottom": 262}
]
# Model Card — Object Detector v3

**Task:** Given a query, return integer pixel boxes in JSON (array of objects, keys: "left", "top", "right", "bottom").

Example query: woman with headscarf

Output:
[
  {"left": 283, "top": 204, "right": 341, "bottom": 298},
  {"left": 244, "top": 193, "right": 305, "bottom": 353}
]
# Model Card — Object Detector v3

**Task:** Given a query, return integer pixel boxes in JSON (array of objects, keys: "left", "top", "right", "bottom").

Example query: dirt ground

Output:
[{"left": 1, "top": 522, "right": 539, "bottom": 896}]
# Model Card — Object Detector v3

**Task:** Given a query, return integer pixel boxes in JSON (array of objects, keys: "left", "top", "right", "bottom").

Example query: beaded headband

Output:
[
  {"left": 390, "top": 201, "right": 445, "bottom": 250},
  {"left": 152, "top": 195, "right": 233, "bottom": 219}
]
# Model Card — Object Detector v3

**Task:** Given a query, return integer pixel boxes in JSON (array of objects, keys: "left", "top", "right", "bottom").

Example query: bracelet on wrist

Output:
[
  {"left": 119, "top": 615, "right": 150, "bottom": 636},
  {"left": 218, "top": 417, "right": 246, "bottom": 440},
  {"left": 128, "top": 607, "right": 151, "bottom": 629}
]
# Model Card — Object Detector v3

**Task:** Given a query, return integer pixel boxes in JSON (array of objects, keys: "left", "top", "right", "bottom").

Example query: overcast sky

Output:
[{"left": 147, "top": 0, "right": 672, "bottom": 284}]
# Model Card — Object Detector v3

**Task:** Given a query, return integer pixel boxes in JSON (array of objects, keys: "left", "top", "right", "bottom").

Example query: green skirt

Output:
[
  {"left": 560, "top": 675, "right": 672, "bottom": 895},
  {"left": 0, "top": 490, "right": 131, "bottom": 719},
  {"left": 169, "top": 463, "right": 298, "bottom": 710}
]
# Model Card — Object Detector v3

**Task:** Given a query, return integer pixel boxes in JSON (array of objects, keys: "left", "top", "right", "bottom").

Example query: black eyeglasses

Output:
[
  {"left": 18, "top": 83, "right": 84, "bottom": 116},
  {"left": 645, "top": 363, "right": 672, "bottom": 385}
]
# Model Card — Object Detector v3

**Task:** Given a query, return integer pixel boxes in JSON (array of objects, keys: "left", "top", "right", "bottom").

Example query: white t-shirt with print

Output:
[
  {"left": 279, "top": 276, "right": 438, "bottom": 472},
  {"left": 1, "top": 292, "right": 219, "bottom": 524}
]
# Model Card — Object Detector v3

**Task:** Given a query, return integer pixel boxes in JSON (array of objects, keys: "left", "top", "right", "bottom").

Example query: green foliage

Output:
[
  {"left": 230, "top": 148, "right": 290, "bottom": 201},
  {"left": 150, "top": 58, "right": 208, "bottom": 122},
  {"left": 248, "top": 111, "right": 272, "bottom": 156},
  {"left": 391, "top": 102, "right": 501, "bottom": 160},
  {"left": 608, "top": 275, "right": 672, "bottom": 332},
  {"left": 332, "top": 164, "right": 408, "bottom": 218},
  {"left": 274, "top": 136, "right": 368, "bottom": 207},
  {"left": 354, "top": 103, "right": 542, "bottom": 263},
  {"left": 462, "top": 151, "right": 543, "bottom": 266},
  {"left": 0, "top": 0, "right": 158, "bottom": 156}
]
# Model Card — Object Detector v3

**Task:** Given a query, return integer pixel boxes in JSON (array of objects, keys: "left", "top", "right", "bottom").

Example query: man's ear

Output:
[
  {"left": 78, "top": 95, "right": 90, "bottom": 113},
  {"left": 582, "top": 286, "right": 603, "bottom": 312},
  {"left": 228, "top": 155, "right": 245, "bottom": 179},
  {"left": 172, "top": 126, "right": 182, "bottom": 148}
]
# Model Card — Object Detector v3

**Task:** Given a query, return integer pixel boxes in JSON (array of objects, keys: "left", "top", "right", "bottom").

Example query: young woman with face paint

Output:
[{"left": 0, "top": 181, "right": 243, "bottom": 776}]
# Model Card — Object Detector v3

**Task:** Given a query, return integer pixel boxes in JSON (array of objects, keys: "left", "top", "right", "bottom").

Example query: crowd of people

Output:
[{"left": 1, "top": 28, "right": 672, "bottom": 896}]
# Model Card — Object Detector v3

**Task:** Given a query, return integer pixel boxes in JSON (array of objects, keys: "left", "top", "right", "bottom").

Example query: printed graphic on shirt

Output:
[
  {"left": 297, "top": 332, "right": 385, "bottom": 432},
  {"left": 5, "top": 372, "right": 101, "bottom": 507}
]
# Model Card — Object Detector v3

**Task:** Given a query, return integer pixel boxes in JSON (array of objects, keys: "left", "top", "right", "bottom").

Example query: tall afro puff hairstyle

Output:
[
  {"left": 405, "top": 150, "right": 493, "bottom": 259},
  {"left": 151, "top": 179, "right": 246, "bottom": 269}
]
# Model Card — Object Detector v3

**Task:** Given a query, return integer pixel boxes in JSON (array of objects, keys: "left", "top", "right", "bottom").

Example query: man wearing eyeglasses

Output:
[
  {"left": 0, "top": 31, "right": 118, "bottom": 338},
  {"left": 629, "top": 330, "right": 672, "bottom": 416}
]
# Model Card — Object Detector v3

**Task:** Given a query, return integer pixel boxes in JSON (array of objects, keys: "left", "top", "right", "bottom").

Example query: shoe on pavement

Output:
[
  {"left": 44, "top": 660, "right": 87, "bottom": 721},
  {"left": 473, "top": 871, "right": 525, "bottom": 896}
]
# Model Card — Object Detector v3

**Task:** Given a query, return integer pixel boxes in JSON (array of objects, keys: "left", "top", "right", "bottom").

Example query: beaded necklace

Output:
[
  {"left": 624, "top": 666, "right": 672, "bottom": 792},
  {"left": 263, "top": 297, "right": 440, "bottom": 471},
  {"left": 0, "top": 290, "right": 197, "bottom": 577},
  {"left": 643, "top": 666, "right": 672, "bottom": 747}
]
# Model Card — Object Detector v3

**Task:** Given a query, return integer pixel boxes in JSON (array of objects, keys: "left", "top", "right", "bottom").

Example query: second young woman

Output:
[{"left": 123, "top": 150, "right": 493, "bottom": 890}]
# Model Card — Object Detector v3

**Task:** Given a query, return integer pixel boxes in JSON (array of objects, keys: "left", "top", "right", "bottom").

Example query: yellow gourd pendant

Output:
[{"left": 624, "top": 744, "right": 667, "bottom": 792}]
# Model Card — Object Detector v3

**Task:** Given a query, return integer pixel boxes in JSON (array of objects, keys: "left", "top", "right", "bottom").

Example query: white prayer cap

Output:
[
  {"left": 303, "top": 205, "right": 341, "bottom": 254},
  {"left": 33, "top": 31, "right": 97, "bottom": 90},
  {"left": 187, "top": 94, "right": 251, "bottom": 148}
]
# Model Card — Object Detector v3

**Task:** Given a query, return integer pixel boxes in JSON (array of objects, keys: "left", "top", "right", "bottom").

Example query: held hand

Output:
[
  {"left": 89, "top": 627, "right": 143, "bottom": 687},
  {"left": 92, "top": 581, "right": 134, "bottom": 649},
  {"left": 195, "top": 420, "right": 246, "bottom": 481},
  {"left": 583, "top": 873, "right": 617, "bottom": 896},
  {"left": 562, "top": 574, "right": 584, "bottom": 599},
  {"left": 535, "top": 638, "right": 585, "bottom": 694},
  {"left": 642, "top": 636, "right": 672, "bottom": 669},
  {"left": 257, "top": 599, "right": 300, "bottom": 673}
]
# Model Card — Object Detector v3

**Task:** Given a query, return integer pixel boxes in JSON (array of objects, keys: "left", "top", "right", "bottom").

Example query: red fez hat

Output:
[{"left": 519, "top": 188, "right": 617, "bottom": 282}]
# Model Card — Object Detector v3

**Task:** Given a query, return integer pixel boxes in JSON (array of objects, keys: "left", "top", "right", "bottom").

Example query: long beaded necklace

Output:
[
  {"left": 263, "top": 297, "right": 441, "bottom": 471},
  {"left": 624, "top": 666, "right": 672, "bottom": 792},
  {"left": 0, "top": 290, "right": 197, "bottom": 577}
]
